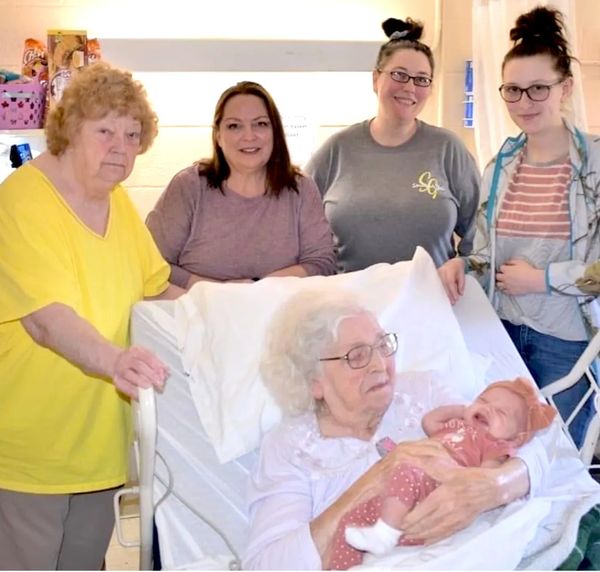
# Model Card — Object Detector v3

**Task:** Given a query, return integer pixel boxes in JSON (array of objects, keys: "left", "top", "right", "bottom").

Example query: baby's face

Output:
[{"left": 464, "top": 387, "right": 528, "bottom": 441}]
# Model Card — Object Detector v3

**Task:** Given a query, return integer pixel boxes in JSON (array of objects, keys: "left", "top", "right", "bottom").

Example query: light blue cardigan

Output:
[{"left": 467, "top": 120, "right": 600, "bottom": 337}]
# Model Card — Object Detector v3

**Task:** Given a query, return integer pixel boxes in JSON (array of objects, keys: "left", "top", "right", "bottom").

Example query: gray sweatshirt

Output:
[{"left": 305, "top": 120, "right": 480, "bottom": 272}]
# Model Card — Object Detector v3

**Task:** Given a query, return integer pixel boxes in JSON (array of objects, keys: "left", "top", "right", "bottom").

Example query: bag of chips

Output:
[
  {"left": 22, "top": 38, "right": 48, "bottom": 84},
  {"left": 87, "top": 38, "right": 102, "bottom": 64},
  {"left": 47, "top": 29, "right": 87, "bottom": 107}
]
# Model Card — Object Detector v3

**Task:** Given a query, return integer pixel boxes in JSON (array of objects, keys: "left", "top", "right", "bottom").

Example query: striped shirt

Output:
[
  {"left": 494, "top": 152, "right": 586, "bottom": 341},
  {"left": 497, "top": 157, "right": 571, "bottom": 239}
]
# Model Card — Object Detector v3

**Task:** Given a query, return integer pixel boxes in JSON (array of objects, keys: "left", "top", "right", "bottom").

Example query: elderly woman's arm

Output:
[
  {"left": 21, "top": 303, "right": 168, "bottom": 399},
  {"left": 396, "top": 383, "right": 559, "bottom": 543},
  {"left": 311, "top": 438, "right": 532, "bottom": 552},
  {"left": 246, "top": 373, "right": 552, "bottom": 567},
  {"left": 307, "top": 443, "right": 442, "bottom": 560},
  {"left": 243, "top": 429, "right": 323, "bottom": 570},
  {"left": 399, "top": 457, "right": 529, "bottom": 543},
  {"left": 395, "top": 376, "right": 557, "bottom": 544},
  {"left": 244, "top": 429, "right": 448, "bottom": 569}
]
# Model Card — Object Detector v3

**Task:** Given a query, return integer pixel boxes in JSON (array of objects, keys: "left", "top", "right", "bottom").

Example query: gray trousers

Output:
[{"left": 0, "top": 487, "right": 119, "bottom": 570}]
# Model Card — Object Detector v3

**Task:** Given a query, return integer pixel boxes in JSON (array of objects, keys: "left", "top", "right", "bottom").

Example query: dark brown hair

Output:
[
  {"left": 199, "top": 81, "right": 301, "bottom": 196},
  {"left": 502, "top": 6, "right": 574, "bottom": 78},
  {"left": 375, "top": 17, "right": 434, "bottom": 76}
]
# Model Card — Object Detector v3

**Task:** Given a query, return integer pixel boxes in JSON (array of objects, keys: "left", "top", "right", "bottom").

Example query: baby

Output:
[{"left": 327, "top": 377, "right": 556, "bottom": 570}]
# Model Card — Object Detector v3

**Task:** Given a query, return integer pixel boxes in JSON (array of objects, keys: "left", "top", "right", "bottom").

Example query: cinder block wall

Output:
[{"left": 3, "top": 0, "right": 598, "bottom": 218}]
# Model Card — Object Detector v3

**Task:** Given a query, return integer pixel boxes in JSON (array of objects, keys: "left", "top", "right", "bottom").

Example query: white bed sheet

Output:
[
  {"left": 131, "top": 301, "right": 255, "bottom": 570},
  {"left": 131, "top": 276, "right": 600, "bottom": 571}
]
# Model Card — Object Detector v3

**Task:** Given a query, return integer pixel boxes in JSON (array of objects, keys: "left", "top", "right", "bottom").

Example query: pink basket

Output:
[{"left": 0, "top": 81, "right": 46, "bottom": 129}]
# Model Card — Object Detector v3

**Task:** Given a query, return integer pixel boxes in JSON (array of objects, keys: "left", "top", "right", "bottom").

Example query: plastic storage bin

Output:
[{"left": 0, "top": 81, "right": 46, "bottom": 129}]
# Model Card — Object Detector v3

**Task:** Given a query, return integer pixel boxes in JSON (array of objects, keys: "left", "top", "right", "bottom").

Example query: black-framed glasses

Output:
[
  {"left": 377, "top": 69, "right": 432, "bottom": 88},
  {"left": 320, "top": 333, "right": 398, "bottom": 370},
  {"left": 498, "top": 79, "right": 564, "bottom": 103}
]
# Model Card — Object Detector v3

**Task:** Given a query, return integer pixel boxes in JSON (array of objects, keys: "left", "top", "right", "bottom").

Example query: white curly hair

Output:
[{"left": 260, "top": 289, "right": 371, "bottom": 416}]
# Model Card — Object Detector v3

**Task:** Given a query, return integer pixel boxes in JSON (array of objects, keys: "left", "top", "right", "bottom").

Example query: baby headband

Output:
[
  {"left": 483, "top": 377, "right": 556, "bottom": 435},
  {"left": 389, "top": 30, "right": 410, "bottom": 40}
]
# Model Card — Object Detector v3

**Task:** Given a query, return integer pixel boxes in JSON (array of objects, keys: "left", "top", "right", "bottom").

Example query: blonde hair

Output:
[{"left": 45, "top": 62, "right": 158, "bottom": 155}]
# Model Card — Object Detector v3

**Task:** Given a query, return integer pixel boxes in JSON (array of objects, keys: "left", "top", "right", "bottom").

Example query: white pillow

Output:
[{"left": 174, "top": 247, "right": 478, "bottom": 463}]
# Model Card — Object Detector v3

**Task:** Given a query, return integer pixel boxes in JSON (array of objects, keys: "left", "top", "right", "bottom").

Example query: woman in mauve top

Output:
[{"left": 147, "top": 81, "right": 336, "bottom": 288}]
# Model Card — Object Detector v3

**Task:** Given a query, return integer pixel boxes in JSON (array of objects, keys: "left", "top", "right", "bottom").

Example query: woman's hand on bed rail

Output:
[
  {"left": 399, "top": 457, "right": 530, "bottom": 544},
  {"left": 111, "top": 346, "right": 170, "bottom": 400},
  {"left": 438, "top": 258, "right": 466, "bottom": 305}
]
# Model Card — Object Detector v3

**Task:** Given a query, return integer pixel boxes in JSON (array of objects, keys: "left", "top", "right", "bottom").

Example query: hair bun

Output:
[
  {"left": 382, "top": 17, "right": 424, "bottom": 42},
  {"left": 510, "top": 6, "right": 565, "bottom": 46}
]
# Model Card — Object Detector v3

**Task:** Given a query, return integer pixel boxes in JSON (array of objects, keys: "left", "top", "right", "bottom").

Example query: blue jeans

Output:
[{"left": 502, "top": 321, "right": 594, "bottom": 448}]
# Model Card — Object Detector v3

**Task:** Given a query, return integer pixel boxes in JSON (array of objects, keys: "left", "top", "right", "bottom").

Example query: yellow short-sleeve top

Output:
[{"left": 0, "top": 163, "right": 170, "bottom": 493}]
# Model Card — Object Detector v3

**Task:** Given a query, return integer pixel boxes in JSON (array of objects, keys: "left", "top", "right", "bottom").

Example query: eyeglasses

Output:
[
  {"left": 320, "top": 333, "right": 398, "bottom": 370},
  {"left": 498, "top": 79, "right": 564, "bottom": 103},
  {"left": 377, "top": 69, "right": 432, "bottom": 88}
]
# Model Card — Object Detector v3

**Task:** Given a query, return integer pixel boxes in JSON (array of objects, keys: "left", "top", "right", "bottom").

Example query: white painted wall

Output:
[
  {"left": 2, "top": 0, "right": 453, "bottom": 216},
  {"left": 9, "top": 1, "right": 600, "bottom": 219}
]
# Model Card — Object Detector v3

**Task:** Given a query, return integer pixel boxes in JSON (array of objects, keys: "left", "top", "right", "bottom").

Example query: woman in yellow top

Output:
[{"left": 0, "top": 62, "right": 183, "bottom": 570}]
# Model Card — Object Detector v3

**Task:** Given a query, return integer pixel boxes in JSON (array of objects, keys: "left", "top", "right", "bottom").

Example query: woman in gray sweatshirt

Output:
[{"left": 305, "top": 17, "right": 480, "bottom": 273}]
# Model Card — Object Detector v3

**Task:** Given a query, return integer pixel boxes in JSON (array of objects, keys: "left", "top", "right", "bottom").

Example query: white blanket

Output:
[
  {"left": 173, "top": 248, "right": 482, "bottom": 463},
  {"left": 359, "top": 499, "right": 552, "bottom": 570},
  {"left": 130, "top": 264, "right": 600, "bottom": 570}
]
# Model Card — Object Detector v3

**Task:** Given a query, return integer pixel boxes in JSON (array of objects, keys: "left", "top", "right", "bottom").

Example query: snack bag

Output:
[
  {"left": 47, "top": 29, "right": 87, "bottom": 107},
  {"left": 22, "top": 38, "right": 48, "bottom": 84},
  {"left": 87, "top": 38, "right": 102, "bottom": 64}
]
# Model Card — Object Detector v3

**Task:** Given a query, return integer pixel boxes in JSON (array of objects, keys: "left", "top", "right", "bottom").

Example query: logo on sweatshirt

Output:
[{"left": 412, "top": 171, "right": 443, "bottom": 199}]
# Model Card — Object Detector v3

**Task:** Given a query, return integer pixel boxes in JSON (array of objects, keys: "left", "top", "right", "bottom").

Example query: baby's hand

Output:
[
  {"left": 422, "top": 404, "right": 468, "bottom": 436},
  {"left": 375, "top": 437, "right": 396, "bottom": 458}
]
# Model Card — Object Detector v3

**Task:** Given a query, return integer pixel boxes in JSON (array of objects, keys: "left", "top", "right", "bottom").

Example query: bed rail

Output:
[
  {"left": 113, "top": 387, "right": 157, "bottom": 570},
  {"left": 540, "top": 329, "right": 600, "bottom": 467}
]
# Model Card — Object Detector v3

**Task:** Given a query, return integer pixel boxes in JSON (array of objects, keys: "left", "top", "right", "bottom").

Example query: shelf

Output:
[
  {"left": 99, "top": 38, "right": 381, "bottom": 72},
  {"left": 0, "top": 129, "right": 44, "bottom": 135}
]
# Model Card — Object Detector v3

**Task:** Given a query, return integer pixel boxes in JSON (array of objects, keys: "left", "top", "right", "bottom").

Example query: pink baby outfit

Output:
[{"left": 327, "top": 419, "right": 516, "bottom": 570}]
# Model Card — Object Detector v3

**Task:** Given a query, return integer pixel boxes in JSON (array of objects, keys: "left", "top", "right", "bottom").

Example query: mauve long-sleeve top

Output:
[{"left": 146, "top": 165, "right": 337, "bottom": 287}]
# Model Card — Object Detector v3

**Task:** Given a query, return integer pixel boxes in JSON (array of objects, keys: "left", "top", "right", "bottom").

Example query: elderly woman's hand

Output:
[
  {"left": 367, "top": 439, "right": 455, "bottom": 498},
  {"left": 21, "top": 302, "right": 170, "bottom": 402},
  {"left": 399, "top": 458, "right": 529, "bottom": 544},
  {"left": 386, "top": 438, "right": 450, "bottom": 466},
  {"left": 112, "top": 346, "right": 170, "bottom": 399},
  {"left": 309, "top": 438, "right": 454, "bottom": 563}
]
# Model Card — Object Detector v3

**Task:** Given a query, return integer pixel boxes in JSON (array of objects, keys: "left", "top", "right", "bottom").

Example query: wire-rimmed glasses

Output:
[
  {"left": 498, "top": 79, "right": 564, "bottom": 103},
  {"left": 376, "top": 69, "right": 432, "bottom": 88},
  {"left": 319, "top": 333, "right": 398, "bottom": 370}
]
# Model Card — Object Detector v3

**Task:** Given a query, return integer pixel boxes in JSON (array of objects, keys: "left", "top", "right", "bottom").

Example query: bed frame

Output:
[
  {"left": 116, "top": 276, "right": 600, "bottom": 570},
  {"left": 540, "top": 329, "right": 600, "bottom": 466}
]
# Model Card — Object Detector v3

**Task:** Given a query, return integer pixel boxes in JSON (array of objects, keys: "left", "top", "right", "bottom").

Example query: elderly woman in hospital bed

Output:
[{"left": 243, "top": 291, "right": 555, "bottom": 570}]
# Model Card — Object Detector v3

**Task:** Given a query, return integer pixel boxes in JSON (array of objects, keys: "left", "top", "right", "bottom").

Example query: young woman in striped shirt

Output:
[{"left": 439, "top": 6, "right": 600, "bottom": 447}]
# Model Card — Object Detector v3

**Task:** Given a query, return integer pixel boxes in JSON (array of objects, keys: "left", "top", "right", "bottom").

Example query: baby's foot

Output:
[{"left": 345, "top": 519, "right": 401, "bottom": 556}]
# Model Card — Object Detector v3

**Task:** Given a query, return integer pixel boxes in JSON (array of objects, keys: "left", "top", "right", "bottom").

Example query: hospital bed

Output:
[{"left": 117, "top": 250, "right": 600, "bottom": 570}]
